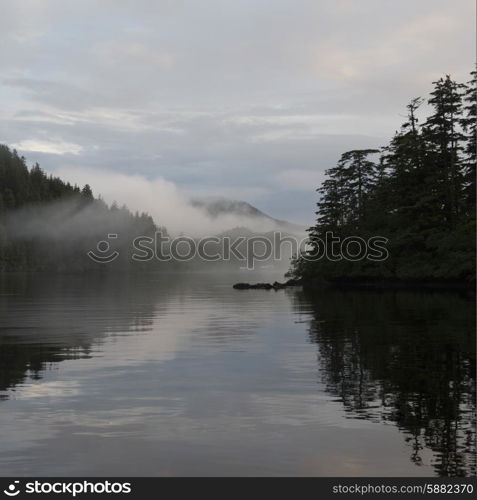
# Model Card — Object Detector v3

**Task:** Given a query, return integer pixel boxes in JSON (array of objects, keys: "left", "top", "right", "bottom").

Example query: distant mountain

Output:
[{"left": 190, "top": 197, "right": 306, "bottom": 235}]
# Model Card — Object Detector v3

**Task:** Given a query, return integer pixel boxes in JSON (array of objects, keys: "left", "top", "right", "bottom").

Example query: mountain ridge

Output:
[{"left": 189, "top": 196, "right": 306, "bottom": 236}]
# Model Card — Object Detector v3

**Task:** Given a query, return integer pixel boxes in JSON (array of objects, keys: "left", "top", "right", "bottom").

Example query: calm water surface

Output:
[{"left": 0, "top": 272, "right": 475, "bottom": 476}]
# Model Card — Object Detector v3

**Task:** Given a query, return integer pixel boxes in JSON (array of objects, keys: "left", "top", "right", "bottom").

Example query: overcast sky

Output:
[{"left": 1, "top": 0, "right": 475, "bottom": 225}]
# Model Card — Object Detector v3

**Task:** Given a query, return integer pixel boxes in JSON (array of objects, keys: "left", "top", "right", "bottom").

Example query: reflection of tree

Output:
[
  {"left": 0, "top": 272, "right": 164, "bottom": 396},
  {"left": 295, "top": 289, "right": 476, "bottom": 477},
  {"left": 0, "top": 342, "right": 90, "bottom": 397}
]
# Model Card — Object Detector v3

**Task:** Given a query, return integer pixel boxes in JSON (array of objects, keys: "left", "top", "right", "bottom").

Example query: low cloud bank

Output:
[{"left": 52, "top": 167, "right": 302, "bottom": 237}]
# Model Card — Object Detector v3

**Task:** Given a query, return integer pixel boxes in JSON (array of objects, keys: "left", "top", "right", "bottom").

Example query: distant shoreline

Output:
[{"left": 232, "top": 276, "right": 475, "bottom": 291}]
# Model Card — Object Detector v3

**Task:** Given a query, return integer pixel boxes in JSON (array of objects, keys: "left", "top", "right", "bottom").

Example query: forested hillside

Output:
[
  {"left": 290, "top": 72, "right": 476, "bottom": 284},
  {"left": 0, "top": 145, "right": 157, "bottom": 271}
]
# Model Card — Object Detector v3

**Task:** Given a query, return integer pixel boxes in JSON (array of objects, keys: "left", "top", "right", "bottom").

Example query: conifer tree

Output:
[
  {"left": 422, "top": 75, "right": 466, "bottom": 226},
  {"left": 460, "top": 70, "right": 476, "bottom": 212}
]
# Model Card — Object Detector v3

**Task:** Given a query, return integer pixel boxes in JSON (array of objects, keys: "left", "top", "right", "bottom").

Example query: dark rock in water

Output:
[
  {"left": 254, "top": 283, "right": 273, "bottom": 290},
  {"left": 233, "top": 283, "right": 252, "bottom": 289},
  {"left": 233, "top": 282, "right": 272, "bottom": 290},
  {"left": 233, "top": 279, "right": 302, "bottom": 290}
]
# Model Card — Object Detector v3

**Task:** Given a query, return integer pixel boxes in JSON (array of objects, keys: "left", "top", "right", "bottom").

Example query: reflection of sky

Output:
[{"left": 0, "top": 274, "right": 440, "bottom": 476}]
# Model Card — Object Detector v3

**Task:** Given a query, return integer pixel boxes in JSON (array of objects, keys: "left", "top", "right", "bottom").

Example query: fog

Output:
[
  {"left": 51, "top": 166, "right": 302, "bottom": 237},
  {"left": 5, "top": 188, "right": 299, "bottom": 274},
  {"left": 5, "top": 198, "right": 138, "bottom": 244}
]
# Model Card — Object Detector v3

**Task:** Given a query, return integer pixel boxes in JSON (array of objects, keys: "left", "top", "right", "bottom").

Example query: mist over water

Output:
[
  {"left": 4, "top": 195, "right": 300, "bottom": 274},
  {"left": 5, "top": 200, "right": 134, "bottom": 243},
  {"left": 3, "top": 164, "right": 304, "bottom": 275}
]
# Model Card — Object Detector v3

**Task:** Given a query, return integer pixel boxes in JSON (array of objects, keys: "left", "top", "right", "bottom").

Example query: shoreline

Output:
[
  {"left": 233, "top": 278, "right": 475, "bottom": 291},
  {"left": 301, "top": 278, "right": 475, "bottom": 290}
]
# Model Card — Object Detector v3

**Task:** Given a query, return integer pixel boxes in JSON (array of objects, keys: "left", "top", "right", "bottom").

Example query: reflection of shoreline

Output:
[
  {"left": 0, "top": 271, "right": 285, "bottom": 397},
  {"left": 1, "top": 273, "right": 475, "bottom": 476},
  {"left": 301, "top": 279, "right": 475, "bottom": 290},
  {"left": 294, "top": 289, "right": 476, "bottom": 477},
  {"left": 0, "top": 273, "right": 162, "bottom": 395}
]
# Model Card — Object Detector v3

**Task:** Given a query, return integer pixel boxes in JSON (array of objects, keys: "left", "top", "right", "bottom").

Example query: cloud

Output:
[
  {"left": 52, "top": 166, "right": 288, "bottom": 236},
  {"left": 95, "top": 41, "right": 175, "bottom": 68},
  {"left": 275, "top": 169, "right": 326, "bottom": 191},
  {"left": 11, "top": 139, "right": 83, "bottom": 155},
  {"left": 0, "top": 0, "right": 474, "bottom": 223}
]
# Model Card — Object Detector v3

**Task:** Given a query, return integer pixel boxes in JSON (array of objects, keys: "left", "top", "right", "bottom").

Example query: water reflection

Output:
[
  {"left": 0, "top": 273, "right": 161, "bottom": 395},
  {"left": 295, "top": 289, "right": 476, "bottom": 477},
  {"left": 0, "top": 273, "right": 475, "bottom": 476},
  {"left": 0, "top": 271, "right": 282, "bottom": 398}
]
